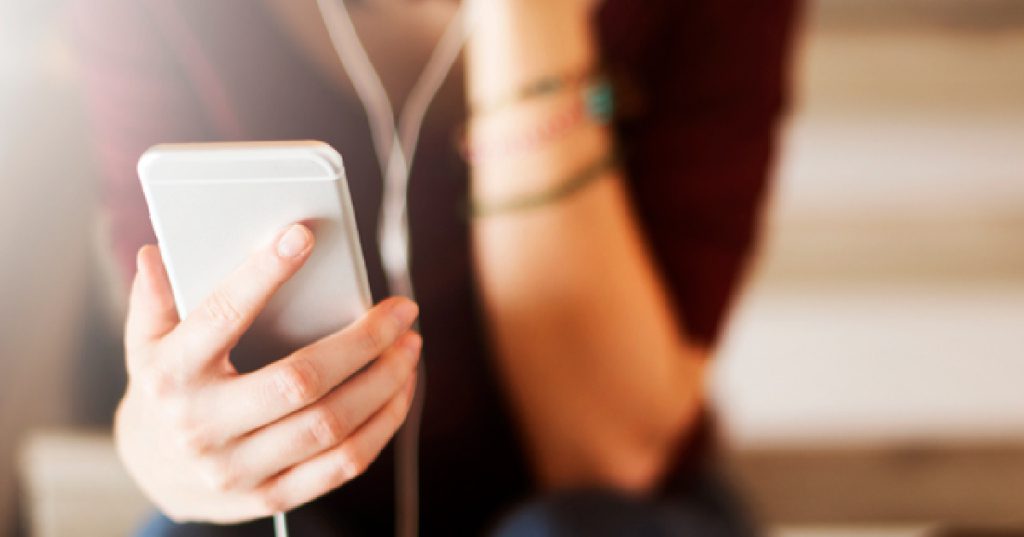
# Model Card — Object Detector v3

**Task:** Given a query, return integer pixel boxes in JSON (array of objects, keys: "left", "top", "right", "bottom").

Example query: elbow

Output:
[
  {"left": 540, "top": 398, "right": 705, "bottom": 494},
  {"left": 602, "top": 360, "right": 706, "bottom": 492},
  {"left": 607, "top": 405, "right": 705, "bottom": 493},
  {"left": 537, "top": 442, "right": 665, "bottom": 494},
  {"left": 589, "top": 446, "right": 670, "bottom": 494},
  {"left": 534, "top": 349, "right": 709, "bottom": 493}
]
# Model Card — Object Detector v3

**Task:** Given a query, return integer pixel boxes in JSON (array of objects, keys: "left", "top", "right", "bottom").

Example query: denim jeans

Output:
[{"left": 138, "top": 473, "right": 757, "bottom": 537}]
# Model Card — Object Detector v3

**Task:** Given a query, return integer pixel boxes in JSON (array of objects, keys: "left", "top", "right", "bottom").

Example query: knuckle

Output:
[
  {"left": 306, "top": 406, "right": 346, "bottom": 449},
  {"left": 274, "top": 359, "right": 321, "bottom": 406},
  {"left": 254, "top": 487, "right": 289, "bottom": 515},
  {"left": 172, "top": 411, "right": 215, "bottom": 457},
  {"left": 179, "top": 428, "right": 214, "bottom": 457},
  {"left": 200, "top": 455, "right": 240, "bottom": 492},
  {"left": 140, "top": 369, "right": 178, "bottom": 399},
  {"left": 319, "top": 450, "right": 359, "bottom": 491},
  {"left": 162, "top": 396, "right": 193, "bottom": 430},
  {"left": 387, "top": 398, "right": 410, "bottom": 429},
  {"left": 258, "top": 248, "right": 290, "bottom": 275},
  {"left": 340, "top": 448, "right": 370, "bottom": 479},
  {"left": 141, "top": 357, "right": 187, "bottom": 399},
  {"left": 385, "top": 349, "right": 412, "bottom": 382},
  {"left": 203, "top": 289, "right": 242, "bottom": 326},
  {"left": 355, "top": 320, "right": 388, "bottom": 356},
  {"left": 399, "top": 379, "right": 417, "bottom": 409}
]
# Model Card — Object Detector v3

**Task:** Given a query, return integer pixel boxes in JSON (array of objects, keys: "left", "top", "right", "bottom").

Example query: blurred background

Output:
[{"left": 1, "top": 0, "right": 1022, "bottom": 536}]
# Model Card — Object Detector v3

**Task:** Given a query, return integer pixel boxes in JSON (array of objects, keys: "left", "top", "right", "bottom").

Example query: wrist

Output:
[{"left": 469, "top": 123, "right": 614, "bottom": 205}]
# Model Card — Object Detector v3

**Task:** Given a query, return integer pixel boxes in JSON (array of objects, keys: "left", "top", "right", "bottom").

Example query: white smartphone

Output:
[{"left": 137, "top": 141, "right": 372, "bottom": 346}]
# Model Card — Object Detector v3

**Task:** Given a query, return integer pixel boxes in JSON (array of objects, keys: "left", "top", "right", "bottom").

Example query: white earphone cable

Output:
[{"left": 271, "top": 2, "right": 471, "bottom": 536}]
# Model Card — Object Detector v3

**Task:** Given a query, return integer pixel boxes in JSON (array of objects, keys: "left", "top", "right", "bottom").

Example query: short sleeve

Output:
[{"left": 599, "top": 0, "right": 799, "bottom": 345}]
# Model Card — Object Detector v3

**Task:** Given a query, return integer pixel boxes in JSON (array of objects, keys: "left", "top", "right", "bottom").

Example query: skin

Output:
[
  {"left": 270, "top": 0, "right": 707, "bottom": 492},
  {"left": 116, "top": 225, "right": 422, "bottom": 522},
  {"left": 117, "top": 0, "right": 706, "bottom": 523},
  {"left": 466, "top": 0, "right": 706, "bottom": 490}
]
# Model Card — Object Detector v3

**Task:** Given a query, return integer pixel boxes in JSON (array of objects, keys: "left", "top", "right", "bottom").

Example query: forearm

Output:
[{"left": 467, "top": 0, "right": 705, "bottom": 491}]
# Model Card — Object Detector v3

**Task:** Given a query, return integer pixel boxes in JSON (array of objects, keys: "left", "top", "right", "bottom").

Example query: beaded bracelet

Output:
[{"left": 461, "top": 76, "right": 615, "bottom": 163}]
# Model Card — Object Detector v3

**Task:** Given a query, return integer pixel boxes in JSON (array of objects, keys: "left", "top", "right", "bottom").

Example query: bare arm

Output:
[{"left": 467, "top": 0, "right": 706, "bottom": 491}]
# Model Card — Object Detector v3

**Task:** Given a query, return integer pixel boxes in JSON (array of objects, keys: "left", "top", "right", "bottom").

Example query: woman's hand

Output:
[{"left": 116, "top": 224, "right": 421, "bottom": 523}]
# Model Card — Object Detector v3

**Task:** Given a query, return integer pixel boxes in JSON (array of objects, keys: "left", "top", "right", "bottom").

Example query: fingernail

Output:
[
  {"left": 277, "top": 225, "right": 310, "bottom": 258},
  {"left": 391, "top": 299, "right": 419, "bottom": 326}
]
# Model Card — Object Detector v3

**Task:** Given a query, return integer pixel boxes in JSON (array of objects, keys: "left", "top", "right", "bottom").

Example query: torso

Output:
[
  {"left": 262, "top": 0, "right": 459, "bottom": 108},
  {"left": 75, "top": 0, "right": 792, "bottom": 530}
]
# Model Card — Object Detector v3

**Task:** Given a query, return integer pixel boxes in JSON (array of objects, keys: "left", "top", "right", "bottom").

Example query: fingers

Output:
[
  {"left": 125, "top": 245, "right": 179, "bottom": 356},
  {"left": 197, "top": 332, "right": 422, "bottom": 492},
  {"left": 201, "top": 297, "right": 420, "bottom": 443},
  {"left": 165, "top": 224, "right": 315, "bottom": 379},
  {"left": 252, "top": 373, "right": 418, "bottom": 514}
]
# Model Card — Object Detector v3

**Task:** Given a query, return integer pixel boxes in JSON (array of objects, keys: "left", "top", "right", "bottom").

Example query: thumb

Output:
[{"left": 125, "top": 245, "right": 180, "bottom": 353}]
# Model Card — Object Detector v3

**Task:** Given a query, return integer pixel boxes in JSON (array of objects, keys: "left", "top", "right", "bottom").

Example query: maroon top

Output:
[{"left": 72, "top": 0, "right": 796, "bottom": 533}]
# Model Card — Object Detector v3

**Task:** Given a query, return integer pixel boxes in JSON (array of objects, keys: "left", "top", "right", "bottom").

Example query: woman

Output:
[{"left": 73, "top": 0, "right": 797, "bottom": 534}]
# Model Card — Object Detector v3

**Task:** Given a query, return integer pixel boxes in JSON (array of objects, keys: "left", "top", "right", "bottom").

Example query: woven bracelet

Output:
[{"left": 468, "top": 150, "right": 620, "bottom": 218}]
